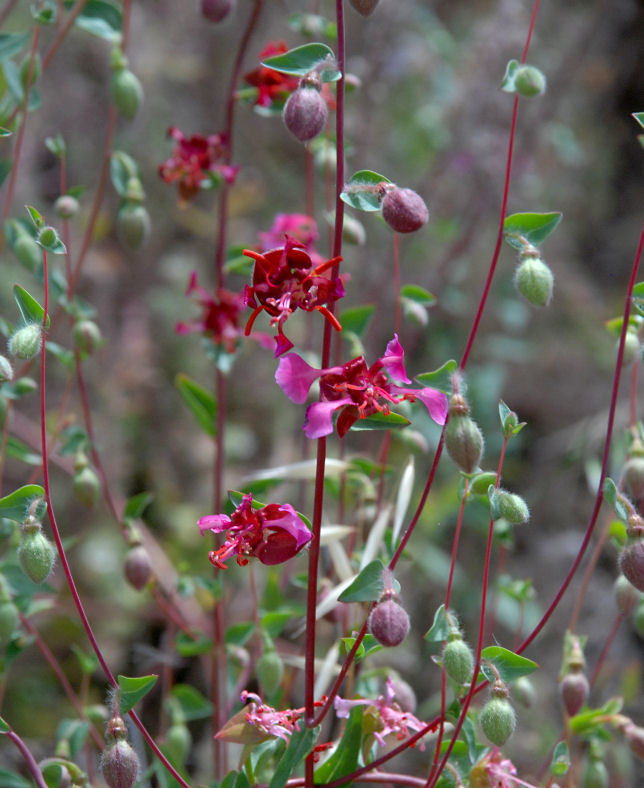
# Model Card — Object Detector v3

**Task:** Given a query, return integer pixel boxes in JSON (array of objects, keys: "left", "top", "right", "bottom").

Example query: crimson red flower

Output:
[
  {"left": 243, "top": 235, "right": 344, "bottom": 357},
  {"left": 243, "top": 42, "right": 300, "bottom": 108},
  {"left": 159, "top": 127, "right": 238, "bottom": 201},
  {"left": 176, "top": 272, "right": 245, "bottom": 352}
]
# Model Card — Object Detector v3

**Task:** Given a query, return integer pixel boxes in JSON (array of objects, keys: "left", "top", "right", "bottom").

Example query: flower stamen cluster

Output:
[{"left": 176, "top": 272, "right": 245, "bottom": 352}]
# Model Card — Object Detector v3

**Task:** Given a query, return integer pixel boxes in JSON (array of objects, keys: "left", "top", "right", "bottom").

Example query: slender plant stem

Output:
[
  {"left": 567, "top": 515, "right": 611, "bottom": 633},
  {"left": 0, "top": 0, "right": 18, "bottom": 27},
  {"left": 6, "top": 729, "right": 49, "bottom": 788}
]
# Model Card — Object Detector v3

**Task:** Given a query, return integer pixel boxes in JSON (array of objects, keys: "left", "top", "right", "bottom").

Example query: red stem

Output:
[{"left": 6, "top": 729, "right": 49, "bottom": 788}]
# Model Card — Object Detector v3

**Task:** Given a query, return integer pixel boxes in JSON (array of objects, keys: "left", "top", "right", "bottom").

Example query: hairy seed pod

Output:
[
  {"left": 613, "top": 574, "right": 641, "bottom": 615},
  {"left": 381, "top": 187, "right": 429, "bottom": 234},
  {"left": 18, "top": 527, "right": 55, "bottom": 584},
  {"left": 619, "top": 538, "right": 644, "bottom": 592},
  {"left": 283, "top": 85, "right": 328, "bottom": 142},
  {"left": 622, "top": 455, "right": 644, "bottom": 500},
  {"left": 117, "top": 203, "right": 151, "bottom": 250},
  {"left": 445, "top": 395, "right": 484, "bottom": 473},
  {"left": 73, "top": 320, "right": 102, "bottom": 355},
  {"left": 9, "top": 324, "right": 42, "bottom": 360},
  {"left": 38, "top": 226, "right": 57, "bottom": 248},
  {"left": 124, "top": 546, "right": 152, "bottom": 590},
  {"left": 256, "top": 649, "right": 284, "bottom": 696},
  {"left": 442, "top": 637, "right": 474, "bottom": 684},
  {"left": 55, "top": 195, "right": 80, "bottom": 220},
  {"left": 13, "top": 233, "right": 41, "bottom": 271},
  {"left": 111, "top": 69, "right": 143, "bottom": 120},
  {"left": 479, "top": 696, "right": 516, "bottom": 746},
  {"left": 514, "top": 255, "right": 554, "bottom": 307},
  {"left": 349, "top": 0, "right": 380, "bottom": 16},
  {"left": 101, "top": 738, "right": 139, "bottom": 788},
  {"left": 369, "top": 599, "right": 410, "bottom": 647},
  {"left": 201, "top": 0, "right": 234, "bottom": 22},
  {"left": 496, "top": 491, "right": 530, "bottom": 524},
  {"left": 560, "top": 669, "right": 589, "bottom": 717},
  {"left": 513, "top": 65, "right": 546, "bottom": 97}
]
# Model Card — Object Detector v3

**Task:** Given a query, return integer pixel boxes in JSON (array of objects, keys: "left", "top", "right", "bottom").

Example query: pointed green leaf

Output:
[
  {"left": 0, "top": 768, "right": 31, "bottom": 788},
  {"left": 225, "top": 621, "right": 255, "bottom": 646},
  {"left": 0, "top": 127, "right": 11, "bottom": 137},
  {"left": 175, "top": 373, "right": 217, "bottom": 436},
  {"left": 0, "top": 159, "right": 11, "bottom": 188},
  {"left": 58, "top": 426, "right": 90, "bottom": 456},
  {"left": 480, "top": 645, "right": 538, "bottom": 683},
  {"left": 603, "top": 477, "right": 632, "bottom": 521},
  {"left": 6, "top": 436, "right": 42, "bottom": 465},
  {"left": 123, "top": 492, "right": 153, "bottom": 521},
  {"left": 0, "top": 716, "right": 9, "bottom": 733},
  {"left": 632, "top": 112, "right": 644, "bottom": 130},
  {"left": 501, "top": 59, "right": 520, "bottom": 92},
  {"left": 269, "top": 724, "right": 320, "bottom": 788},
  {"left": 339, "top": 305, "right": 375, "bottom": 338},
  {"left": 338, "top": 559, "right": 399, "bottom": 602},
  {"left": 400, "top": 284, "right": 436, "bottom": 306},
  {"left": 415, "top": 359, "right": 458, "bottom": 395},
  {"left": 25, "top": 205, "right": 44, "bottom": 229},
  {"left": 175, "top": 631, "right": 213, "bottom": 657},
  {"left": 117, "top": 674, "right": 158, "bottom": 714},
  {"left": 314, "top": 706, "right": 362, "bottom": 786},
  {"left": 75, "top": 0, "right": 122, "bottom": 41},
  {"left": 338, "top": 632, "right": 382, "bottom": 663},
  {"left": 45, "top": 134, "right": 66, "bottom": 158},
  {"left": 262, "top": 43, "right": 340, "bottom": 82},
  {"left": 551, "top": 741, "right": 570, "bottom": 776},
  {"left": 0, "top": 484, "right": 45, "bottom": 521},
  {"left": 424, "top": 604, "right": 451, "bottom": 649},
  {"left": 631, "top": 282, "right": 644, "bottom": 317},
  {"left": 2, "top": 377, "right": 37, "bottom": 399},
  {"left": 341, "top": 170, "right": 391, "bottom": 212},
  {"left": 13, "top": 285, "right": 49, "bottom": 329},
  {"left": 171, "top": 684, "right": 214, "bottom": 721},
  {"left": 0, "top": 33, "right": 30, "bottom": 61},
  {"left": 350, "top": 411, "right": 410, "bottom": 431},
  {"left": 503, "top": 212, "right": 562, "bottom": 251},
  {"left": 110, "top": 151, "right": 140, "bottom": 197},
  {"left": 71, "top": 644, "right": 99, "bottom": 675}
]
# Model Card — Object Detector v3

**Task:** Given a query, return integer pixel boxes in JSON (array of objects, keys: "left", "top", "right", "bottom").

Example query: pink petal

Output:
[
  {"left": 303, "top": 398, "right": 352, "bottom": 439},
  {"left": 382, "top": 335, "right": 410, "bottom": 384},
  {"left": 198, "top": 514, "right": 232, "bottom": 535},
  {"left": 407, "top": 386, "right": 448, "bottom": 425},
  {"left": 264, "top": 504, "right": 312, "bottom": 549},
  {"left": 275, "top": 354, "right": 323, "bottom": 403},
  {"left": 333, "top": 696, "right": 370, "bottom": 719},
  {"left": 273, "top": 331, "right": 294, "bottom": 358}
]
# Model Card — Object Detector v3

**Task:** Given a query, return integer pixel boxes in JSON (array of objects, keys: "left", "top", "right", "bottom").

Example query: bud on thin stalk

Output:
[
  {"left": 514, "top": 253, "right": 554, "bottom": 307},
  {"left": 368, "top": 598, "right": 410, "bottom": 647},
  {"left": 283, "top": 79, "right": 328, "bottom": 142},
  {"left": 479, "top": 683, "right": 516, "bottom": 747},
  {"left": 444, "top": 394, "right": 484, "bottom": 473},
  {"left": 381, "top": 186, "right": 429, "bottom": 234},
  {"left": 619, "top": 537, "right": 644, "bottom": 592},
  {"left": 201, "top": 0, "right": 234, "bottom": 22},
  {"left": 349, "top": 0, "right": 380, "bottom": 15}
]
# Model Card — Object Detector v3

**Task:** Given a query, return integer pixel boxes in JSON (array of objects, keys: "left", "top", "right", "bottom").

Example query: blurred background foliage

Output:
[{"left": 0, "top": 0, "right": 643, "bottom": 784}]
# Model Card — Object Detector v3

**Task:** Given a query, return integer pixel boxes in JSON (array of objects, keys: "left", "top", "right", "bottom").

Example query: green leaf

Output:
[
  {"left": 175, "top": 373, "right": 217, "bottom": 436},
  {"left": 0, "top": 159, "right": 11, "bottom": 187},
  {"left": 341, "top": 169, "right": 391, "bottom": 212},
  {"left": 45, "top": 134, "right": 66, "bottom": 158},
  {"left": 501, "top": 59, "right": 520, "bottom": 92},
  {"left": 424, "top": 604, "right": 451, "bottom": 649},
  {"left": 480, "top": 645, "right": 538, "bottom": 683},
  {"left": 603, "top": 477, "right": 631, "bottom": 522},
  {"left": 228, "top": 490, "right": 264, "bottom": 510},
  {"left": 46, "top": 341, "right": 74, "bottom": 369},
  {"left": 314, "top": 706, "right": 362, "bottom": 786},
  {"left": 0, "top": 33, "right": 30, "bottom": 61},
  {"left": 498, "top": 399, "right": 526, "bottom": 438},
  {"left": 175, "top": 632, "right": 213, "bottom": 657},
  {"left": 415, "top": 359, "right": 458, "bottom": 395},
  {"left": 2, "top": 377, "right": 38, "bottom": 400},
  {"left": 225, "top": 621, "right": 255, "bottom": 646},
  {"left": 0, "top": 484, "right": 45, "bottom": 522},
  {"left": 123, "top": 492, "right": 153, "bottom": 521},
  {"left": 338, "top": 632, "right": 382, "bottom": 663},
  {"left": 631, "top": 282, "right": 644, "bottom": 317},
  {"left": 350, "top": 411, "right": 410, "bottom": 431},
  {"left": 0, "top": 127, "right": 12, "bottom": 137},
  {"left": 71, "top": 644, "right": 99, "bottom": 675},
  {"left": 171, "top": 684, "right": 214, "bottom": 721},
  {"left": 503, "top": 211, "right": 562, "bottom": 251},
  {"left": 569, "top": 696, "right": 623, "bottom": 735},
  {"left": 268, "top": 724, "right": 320, "bottom": 788},
  {"left": 338, "top": 559, "right": 399, "bottom": 603},
  {"left": 117, "top": 674, "right": 158, "bottom": 714},
  {"left": 632, "top": 112, "right": 644, "bottom": 130},
  {"left": 75, "top": 0, "right": 122, "bottom": 40},
  {"left": 400, "top": 284, "right": 436, "bottom": 306},
  {"left": 25, "top": 205, "right": 44, "bottom": 229},
  {"left": 262, "top": 43, "right": 340, "bottom": 82},
  {"left": 14, "top": 284, "right": 49, "bottom": 329},
  {"left": 6, "top": 436, "right": 41, "bottom": 465},
  {"left": 0, "top": 768, "right": 32, "bottom": 788},
  {"left": 32, "top": 1, "right": 57, "bottom": 24},
  {"left": 339, "top": 305, "right": 375, "bottom": 338},
  {"left": 110, "top": 151, "right": 140, "bottom": 197},
  {"left": 58, "top": 425, "right": 90, "bottom": 456},
  {"left": 0, "top": 715, "right": 9, "bottom": 733},
  {"left": 551, "top": 740, "right": 570, "bottom": 776}
]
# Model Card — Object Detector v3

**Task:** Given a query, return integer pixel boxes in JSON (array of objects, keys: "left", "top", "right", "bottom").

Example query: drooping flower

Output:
[
  {"left": 159, "top": 127, "right": 238, "bottom": 201},
  {"left": 258, "top": 214, "right": 321, "bottom": 261},
  {"left": 275, "top": 335, "right": 448, "bottom": 438},
  {"left": 243, "top": 235, "right": 344, "bottom": 357},
  {"left": 334, "top": 677, "right": 429, "bottom": 749},
  {"left": 243, "top": 42, "right": 300, "bottom": 109},
  {"left": 176, "top": 272, "right": 245, "bottom": 352},
  {"left": 198, "top": 494, "right": 312, "bottom": 569},
  {"left": 469, "top": 750, "right": 536, "bottom": 788}
]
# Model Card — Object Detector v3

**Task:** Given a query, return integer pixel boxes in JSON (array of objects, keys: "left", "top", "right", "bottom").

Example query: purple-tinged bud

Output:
[
  {"left": 514, "top": 254, "right": 553, "bottom": 307},
  {"left": 619, "top": 538, "right": 644, "bottom": 592},
  {"left": 621, "top": 455, "right": 644, "bottom": 500},
  {"left": 389, "top": 677, "right": 417, "bottom": 713},
  {"left": 201, "top": 0, "right": 234, "bottom": 22},
  {"left": 560, "top": 669, "right": 589, "bottom": 717},
  {"left": 513, "top": 676, "right": 536, "bottom": 708},
  {"left": 613, "top": 574, "right": 641, "bottom": 615},
  {"left": 283, "top": 82, "right": 328, "bottom": 142},
  {"left": 381, "top": 187, "right": 429, "bottom": 234},
  {"left": 55, "top": 195, "right": 79, "bottom": 220},
  {"left": 623, "top": 722, "right": 644, "bottom": 760},
  {"left": 256, "top": 649, "right": 284, "bottom": 697},
  {"left": 480, "top": 685, "right": 516, "bottom": 747},
  {"left": 349, "top": 0, "right": 380, "bottom": 15},
  {"left": 18, "top": 525, "right": 55, "bottom": 585},
  {"left": 124, "top": 546, "right": 152, "bottom": 590},
  {"left": 101, "top": 739, "right": 139, "bottom": 788},
  {"left": 513, "top": 65, "right": 546, "bottom": 97},
  {"left": 442, "top": 636, "right": 474, "bottom": 685},
  {"left": 0, "top": 355, "right": 13, "bottom": 383},
  {"left": 369, "top": 599, "right": 410, "bottom": 647},
  {"left": 73, "top": 320, "right": 102, "bottom": 355},
  {"left": 9, "top": 324, "right": 42, "bottom": 360},
  {"left": 110, "top": 69, "right": 143, "bottom": 120},
  {"left": 445, "top": 394, "right": 484, "bottom": 474},
  {"left": 117, "top": 203, "right": 150, "bottom": 250}
]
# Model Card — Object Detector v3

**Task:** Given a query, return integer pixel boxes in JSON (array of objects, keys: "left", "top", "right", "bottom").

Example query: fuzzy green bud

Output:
[
  {"left": 479, "top": 691, "right": 516, "bottom": 747},
  {"left": 368, "top": 599, "right": 410, "bottom": 647},
  {"left": 496, "top": 490, "right": 530, "bottom": 524},
  {"left": 8, "top": 324, "right": 42, "bottom": 360},
  {"left": 18, "top": 525, "right": 55, "bottom": 584},
  {"left": 117, "top": 203, "right": 150, "bottom": 250},
  {"left": 0, "top": 355, "right": 13, "bottom": 383},
  {"left": 13, "top": 233, "right": 42, "bottom": 271},
  {"left": 55, "top": 195, "right": 79, "bottom": 220},
  {"left": 73, "top": 320, "right": 102, "bottom": 355},
  {"left": 73, "top": 466, "right": 101, "bottom": 508},
  {"left": 513, "top": 65, "right": 546, "bottom": 97},
  {"left": 514, "top": 254, "right": 554, "bottom": 307},
  {"left": 110, "top": 69, "right": 143, "bottom": 120},
  {"left": 38, "top": 225, "right": 57, "bottom": 248},
  {"left": 444, "top": 394, "right": 484, "bottom": 473},
  {"left": 0, "top": 600, "right": 18, "bottom": 646},
  {"left": 442, "top": 636, "right": 474, "bottom": 685},
  {"left": 256, "top": 649, "right": 284, "bottom": 696}
]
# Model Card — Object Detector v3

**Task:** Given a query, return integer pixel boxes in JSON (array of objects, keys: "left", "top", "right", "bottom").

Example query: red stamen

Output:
[
  {"left": 311, "top": 255, "right": 342, "bottom": 276},
  {"left": 243, "top": 249, "right": 265, "bottom": 262},
  {"left": 316, "top": 306, "right": 343, "bottom": 332},
  {"left": 245, "top": 305, "right": 264, "bottom": 335}
]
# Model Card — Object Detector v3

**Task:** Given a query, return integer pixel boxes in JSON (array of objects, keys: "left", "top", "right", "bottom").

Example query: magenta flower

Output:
[
  {"left": 275, "top": 335, "right": 448, "bottom": 439},
  {"left": 258, "top": 214, "right": 321, "bottom": 263},
  {"left": 243, "top": 235, "right": 344, "bottom": 357},
  {"left": 176, "top": 272, "right": 245, "bottom": 352},
  {"left": 198, "top": 494, "right": 312, "bottom": 569},
  {"left": 334, "top": 677, "right": 428, "bottom": 749},
  {"left": 159, "top": 127, "right": 239, "bottom": 201}
]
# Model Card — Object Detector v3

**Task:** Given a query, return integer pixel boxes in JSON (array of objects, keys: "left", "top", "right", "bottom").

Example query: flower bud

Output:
[
  {"left": 369, "top": 599, "right": 410, "bottom": 647},
  {"left": 13, "top": 233, "right": 41, "bottom": 271},
  {"left": 0, "top": 600, "right": 18, "bottom": 646},
  {"left": 389, "top": 676, "right": 417, "bottom": 713},
  {"left": 560, "top": 669, "right": 589, "bottom": 717},
  {"left": 0, "top": 355, "right": 13, "bottom": 383},
  {"left": 442, "top": 636, "right": 474, "bottom": 684},
  {"left": 73, "top": 320, "right": 102, "bottom": 355},
  {"left": 381, "top": 187, "right": 429, "bottom": 234},
  {"left": 38, "top": 226, "right": 57, "bottom": 248},
  {"left": 55, "top": 195, "right": 79, "bottom": 220},
  {"left": 613, "top": 574, "right": 641, "bottom": 615},
  {"left": 201, "top": 0, "right": 234, "bottom": 22},
  {"left": 74, "top": 466, "right": 101, "bottom": 508},
  {"left": 9, "top": 324, "right": 42, "bottom": 360},
  {"left": 166, "top": 723, "right": 191, "bottom": 765},
  {"left": 256, "top": 649, "right": 284, "bottom": 696},
  {"left": 283, "top": 83, "right": 328, "bottom": 142},
  {"left": 479, "top": 693, "right": 516, "bottom": 746},
  {"left": 619, "top": 538, "right": 644, "bottom": 592},
  {"left": 514, "top": 254, "right": 554, "bottom": 307},
  {"left": 495, "top": 490, "right": 530, "bottom": 524},
  {"left": 101, "top": 738, "right": 139, "bottom": 788},
  {"left": 513, "top": 65, "right": 546, "bottom": 97},
  {"left": 623, "top": 722, "right": 644, "bottom": 760},
  {"left": 582, "top": 759, "right": 608, "bottom": 788},
  {"left": 124, "top": 545, "right": 152, "bottom": 590},
  {"left": 110, "top": 69, "right": 143, "bottom": 120},
  {"left": 619, "top": 330, "right": 640, "bottom": 366},
  {"left": 350, "top": 0, "right": 380, "bottom": 15},
  {"left": 444, "top": 395, "right": 484, "bottom": 474},
  {"left": 124, "top": 177, "right": 145, "bottom": 204},
  {"left": 18, "top": 526, "right": 55, "bottom": 584},
  {"left": 513, "top": 676, "right": 536, "bottom": 708},
  {"left": 342, "top": 214, "right": 366, "bottom": 245},
  {"left": 117, "top": 203, "right": 150, "bottom": 250},
  {"left": 621, "top": 455, "right": 644, "bottom": 500}
]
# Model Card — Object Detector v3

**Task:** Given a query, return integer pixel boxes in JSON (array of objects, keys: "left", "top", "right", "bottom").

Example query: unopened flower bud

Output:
[
  {"left": 369, "top": 599, "right": 410, "bottom": 647},
  {"left": 619, "top": 538, "right": 644, "bottom": 592},
  {"left": 445, "top": 395, "right": 484, "bottom": 473},
  {"left": 495, "top": 490, "right": 530, "bottom": 524},
  {"left": 381, "top": 187, "right": 429, "bottom": 234},
  {"left": 124, "top": 177, "right": 145, "bottom": 204},
  {"left": 201, "top": 0, "right": 234, "bottom": 22},
  {"left": 513, "top": 65, "right": 546, "bottom": 97},
  {"left": 342, "top": 214, "right": 366, "bottom": 245},
  {"left": 623, "top": 722, "right": 644, "bottom": 760},
  {"left": 514, "top": 254, "right": 553, "bottom": 307},
  {"left": 55, "top": 195, "right": 79, "bottom": 220},
  {"left": 582, "top": 759, "right": 608, "bottom": 788},
  {"left": 0, "top": 355, "right": 13, "bottom": 382},
  {"left": 621, "top": 455, "right": 644, "bottom": 500},
  {"left": 614, "top": 574, "right": 641, "bottom": 615},
  {"left": 18, "top": 526, "right": 55, "bottom": 584},
  {"left": 442, "top": 636, "right": 474, "bottom": 684},
  {"left": 389, "top": 677, "right": 417, "bottom": 713},
  {"left": 560, "top": 669, "right": 589, "bottom": 716},
  {"left": 73, "top": 320, "right": 102, "bottom": 355},
  {"left": 256, "top": 649, "right": 284, "bottom": 696},
  {"left": 38, "top": 226, "right": 57, "bottom": 248},
  {"left": 619, "top": 331, "right": 640, "bottom": 366},
  {"left": 479, "top": 690, "right": 516, "bottom": 746},
  {"left": 283, "top": 83, "right": 328, "bottom": 142},
  {"left": 0, "top": 600, "right": 18, "bottom": 646},
  {"left": 9, "top": 323, "right": 42, "bottom": 360},
  {"left": 350, "top": 0, "right": 380, "bottom": 15},
  {"left": 117, "top": 203, "right": 150, "bottom": 250},
  {"left": 74, "top": 466, "right": 101, "bottom": 508},
  {"left": 124, "top": 545, "right": 152, "bottom": 590},
  {"left": 513, "top": 676, "right": 536, "bottom": 708},
  {"left": 110, "top": 69, "right": 143, "bottom": 120},
  {"left": 101, "top": 738, "right": 139, "bottom": 788},
  {"left": 13, "top": 233, "right": 41, "bottom": 271},
  {"left": 166, "top": 723, "right": 191, "bottom": 765}
]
